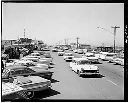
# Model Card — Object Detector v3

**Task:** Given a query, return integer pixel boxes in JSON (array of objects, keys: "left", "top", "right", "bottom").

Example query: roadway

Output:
[
  {"left": 9, "top": 50, "right": 124, "bottom": 101},
  {"left": 38, "top": 50, "right": 124, "bottom": 100}
]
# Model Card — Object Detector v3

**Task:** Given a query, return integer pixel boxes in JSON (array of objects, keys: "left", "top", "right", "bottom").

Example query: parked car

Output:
[
  {"left": 39, "top": 57, "right": 53, "bottom": 64},
  {"left": 38, "top": 59, "right": 51, "bottom": 67},
  {"left": 63, "top": 53, "right": 74, "bottom": 61},
  {"left": 99, "top": 52, "right": 109, "bottom": 60},
  {"left": 104, "top": 53, "right": 117, "bottom": 61},
  {"left": 41, "top": 47, "right": 50, "bottom": 51},
  {"left": 43, "top": 52, "right": 52, "bottom": 58},
  {"left": 57, "top": 49, "right": 64, "bottom": 52},
  {"left": 113, "top": 56, "right": 124, "bottom": 66},
  {"left": 5, "top": 59, "right": 19, "bottom": 67},
  {"left": 12, "top": 75, "right": 51, "bottom": 99},
  {"left": 77, "top": 49, "right": 83, "bottom": 54},
  {"left": 52, "top": 48, "right": 58, "bottom": 52},
  {"left": 82, "top": 52, "right": 99, "bottom": 63},
  {"left": 2, "top": 82, "right": 24, "bottom": 100},
  {"left": 70, "top": 58, "right": 100, "bottom": 76},
  {"left": 21, "top": 56, "right": 39, "bottom": 62},
  {"left": 2, "top": 65, "right": 53, "bottom": 80},
  {"left": 73, "top": 49, "right": 78, "bottom": 53},
  {"left": 58, "top": 51, "right": 64, "bottom": 56},
  {"left": 14, "top": 60, "right": 49, "bottom": 70}
]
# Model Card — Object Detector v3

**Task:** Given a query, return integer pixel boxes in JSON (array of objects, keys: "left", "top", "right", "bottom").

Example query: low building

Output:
[
  {"left": 97, "top": 46, "right": 113, "bottom": 52},
  {"left": 79, "top": 44, "right": 91, "bottom": 50}
]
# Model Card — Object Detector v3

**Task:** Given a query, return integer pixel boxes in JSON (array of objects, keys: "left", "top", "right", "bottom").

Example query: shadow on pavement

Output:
[
  {"left": 81, "top": 74, "right": 105, "bottom": 78},
  {"left": 113, "top": 63, "right": 120, "bottom": 65},
  {"left": 35, "top": 89, "right": 61, "bottom": 100},
  {"left": 92, "top": 62, "right": 102, "bottom": 64},
  {"left": 11, "top": 89, "right": 61, "bottom": 102}
]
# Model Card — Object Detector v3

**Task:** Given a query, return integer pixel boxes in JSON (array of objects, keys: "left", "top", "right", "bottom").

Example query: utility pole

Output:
[
  {"left": 76, "top": 37, "right": 80, "bottom": 49},
  {"left": 24, "top": 28, "right": 25, "bottom": 39},
  {"left": 111, "top": 26, "right": 120, "bottom": 53}
]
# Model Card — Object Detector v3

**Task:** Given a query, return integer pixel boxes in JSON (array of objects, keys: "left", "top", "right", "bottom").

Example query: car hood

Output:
[
  {"left": 13, "top": 76, "right": 50, "bottom": 85},
  {"left": 78, "top": 65, "right": 98, "bottom": 70},
  {"left": 82, "top": 56, "right": 98, "bottom": 60}
]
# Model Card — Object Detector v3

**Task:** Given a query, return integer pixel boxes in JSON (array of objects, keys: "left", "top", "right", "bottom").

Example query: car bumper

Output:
[
  {"left": 80, "top": 72, "right": 99, "bottom": 75},
  {"left": 65, "top": 59, "right": 73, "bottom": 61}
]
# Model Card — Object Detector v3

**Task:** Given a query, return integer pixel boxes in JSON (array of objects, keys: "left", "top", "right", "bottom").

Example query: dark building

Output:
[{"left": 97, "top": 46, "right": 113, "bottom": 52}]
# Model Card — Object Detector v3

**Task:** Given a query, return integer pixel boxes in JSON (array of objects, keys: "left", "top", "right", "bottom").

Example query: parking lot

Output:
[{"left": 7, "top": 50, "right": 123, "bottom": 101}]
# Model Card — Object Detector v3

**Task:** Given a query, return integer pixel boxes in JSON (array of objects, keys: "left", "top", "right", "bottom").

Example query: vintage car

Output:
[
  {"left": 82, "top": 52, "right": 99, "bottom": 63},
  {"left": 70, "top": 58, "right": 100, "bottom": 76},
  {"left": 99, "top": 52, "right": 109, "bottom": 60},
  {"left": 14, "top": 60, "right": 49, "bottom": 70},
  {"left": 104, "top": 53, "right": 117, "bottom": 61},
  {"left": 33, "top": 50, "right": 45, "bottom": 55},
  {"left": 2, "top": 65, "right": 53, "bottom": 80},
  {"left": 58, "top": 51, "right": 65, "bottom": 56},
  {"left": 63, "top": 53, "right": 74, "bottom": 61},
  {"left": 5, "top": 59, "right": 19, "bottom": 67},
  {"left": 52, "top": 48, "right": 58, "bottom": 52},
  {"left": 57, "top": 49, "right": 64, "bottom": 52},
  {"left": 73, "top": 49, "right": 78, "bottom": 53},
  {"left": 43, "top": 52, "right": 52, "bottom": 58},
  {"left": 77, "top": 49, "right": 84, "bottom": 54},
  {"left": 21, "top": 56, "right": 39, "bottom": 62},
  {"left": 39, "top": 56, "right": 53, "bottom": 64},
  {"left": 12, "top": 76, "right": 51, "bottom": 99},
  {"left": 2, "top": 82, "right": 24, "bottom": 100},
  {"left": 41, "top": 47, "right": 50, "bottom": 51},
  {"left": 113, "top": 56, "right": 124, "bottom": 66}
]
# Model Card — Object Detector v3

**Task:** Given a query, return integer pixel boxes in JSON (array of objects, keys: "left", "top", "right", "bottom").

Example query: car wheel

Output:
[{"left": 24, "top": 91, "right": 34, "bottom": 99}]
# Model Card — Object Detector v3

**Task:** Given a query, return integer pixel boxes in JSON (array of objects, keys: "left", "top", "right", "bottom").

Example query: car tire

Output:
[{"left": 19, "top": 91, "right": 34, "bottom": 100}]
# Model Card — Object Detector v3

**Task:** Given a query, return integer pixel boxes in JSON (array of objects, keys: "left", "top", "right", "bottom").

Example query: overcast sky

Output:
[{"left": 2, "top": 3, "right": 124, "bottom": 47}]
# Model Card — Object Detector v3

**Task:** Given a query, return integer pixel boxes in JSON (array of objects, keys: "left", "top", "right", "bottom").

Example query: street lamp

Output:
[{"left": 97, "top": 26, "right": 120, "bottom": 53}]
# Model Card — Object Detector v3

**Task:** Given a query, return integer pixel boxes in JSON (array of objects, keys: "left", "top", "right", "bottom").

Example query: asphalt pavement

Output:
[{"left": 41, "top": 50, "right": 124, "bottom": 100}]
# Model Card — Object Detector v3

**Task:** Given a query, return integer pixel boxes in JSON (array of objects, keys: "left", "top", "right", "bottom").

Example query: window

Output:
[{"left": 79, "top": 60, "right": 91, "bottom": 65}]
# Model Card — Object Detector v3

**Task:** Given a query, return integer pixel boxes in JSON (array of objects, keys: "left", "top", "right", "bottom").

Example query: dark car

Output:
[{"left": 2, "top": 66, "right": 53, "bottom": 81}]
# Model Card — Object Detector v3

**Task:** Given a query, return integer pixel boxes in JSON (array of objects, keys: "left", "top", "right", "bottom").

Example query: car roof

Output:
[
  {"left": 65, "top": 53, "right": 72, "bottom": 54},
  {"left": 5, "top": 65, "right": 28, "bottom": 70},
  {"left": 73, "top": 58, "right": 88, "bottom": 61}
]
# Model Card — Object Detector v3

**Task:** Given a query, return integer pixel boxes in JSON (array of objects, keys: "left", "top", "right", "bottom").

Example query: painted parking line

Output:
[{"left": 105, "top": 78, "right": 118, "bottom": 86}]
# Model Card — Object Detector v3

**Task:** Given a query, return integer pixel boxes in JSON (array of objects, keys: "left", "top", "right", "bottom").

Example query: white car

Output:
[
  {"left": 82, "top": 52, "right": 99, "bottom": 63},
  {"left": 73, "top": 49, "right": 78, "bottom": 53},
  {"left": 99, "top": 52, "right": 109, "bottom": 60},
  {"left": 21, "top": 56, "right": 39, "bottom": 62},
  {"left": 58, "top": 52, "right": 64, "bottom": 56},
  {"left": 5, "top": 59, "right": 19, "bottom": 67},
  {"left": 113, "top": 56, "right": 124, "bottom": 66},
  {"left": 77, "top": 49, "right": 83, "bottom": 54},
  {"left": 104, "top": 53, "right": 117, "bottom": 61},
  {"left": 14, "top": 60, "right": 49, "bottom": 70},
  {"left": 70, "top": 58, "right": 100, "bottom": 76},
  {"left": 2, "top": 82, "right": 23, "bottom": 97},
  {"left": 63, "top": 53, "right": 74, "bottom": 61},
  {"left": 12, "top": 76, "right": 51, "bottom": 99}
]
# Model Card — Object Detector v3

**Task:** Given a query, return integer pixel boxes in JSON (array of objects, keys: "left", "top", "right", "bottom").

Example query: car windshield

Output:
[
  {"left": 65, "top": 54, "right": 72, "bottom": 56},
  {"left": 79, "top": 60, "right": 91, "bottom": 64},
  {"left": 106, "top": 54, "right": 115, "bottom": 56},
  {"left": 86, "top": 55, "right": 95, "bottom": 57}
]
